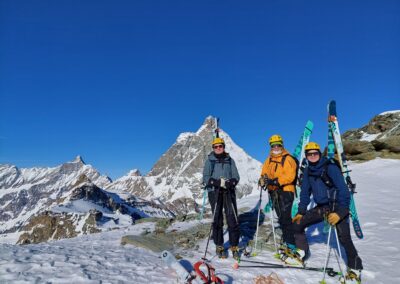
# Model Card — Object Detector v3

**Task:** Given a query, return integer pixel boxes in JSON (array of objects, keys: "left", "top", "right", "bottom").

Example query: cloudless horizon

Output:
[{"left": 1, "top": 1, "right": 399, "bottom": 179}]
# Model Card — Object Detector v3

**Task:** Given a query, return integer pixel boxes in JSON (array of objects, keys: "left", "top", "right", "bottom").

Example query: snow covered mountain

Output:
[
  {"left": 343, "top": 110, "right": 400, "bottom": 160},
  {"left": 106, "top": 116, "right": 262, "bottom": 213},
  {"left": 0, "top": 156, "right": 112, "bottom": 234},
  {"left": 0, "top": 157, "right": 172, "bottom": 243}
]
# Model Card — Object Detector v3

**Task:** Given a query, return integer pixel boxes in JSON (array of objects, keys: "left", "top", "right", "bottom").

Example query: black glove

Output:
[
  {"left": 267, "top": 178, "right": 280, "bottom": 187},
  {"left": 225, "top": 178, "right": 238, "bottom": 190},
  {"left": 207, "top": 178, "right": 221, "bottom": 187}
]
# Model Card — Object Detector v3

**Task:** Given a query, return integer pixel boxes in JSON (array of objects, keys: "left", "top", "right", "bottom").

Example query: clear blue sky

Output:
[{"left": 1, "top": 0, "right": 399, "bottom": 179}]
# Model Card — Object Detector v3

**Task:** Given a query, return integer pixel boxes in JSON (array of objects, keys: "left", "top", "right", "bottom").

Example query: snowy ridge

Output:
[{"left": 379, "top": 110, "right": 400, "bottom": 116}]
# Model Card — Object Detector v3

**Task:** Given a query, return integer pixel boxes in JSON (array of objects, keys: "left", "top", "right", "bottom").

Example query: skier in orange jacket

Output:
[{"left": 259, "top": 134, "right": 297, "bottom": 255}]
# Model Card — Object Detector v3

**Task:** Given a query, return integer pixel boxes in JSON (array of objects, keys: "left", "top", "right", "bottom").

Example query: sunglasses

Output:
[
  {"left": 213, "top": 145, "right": 224, "bottom": 149},
  {"left": 271, "top": 144, "right": 282, "bottom": 149},
  {"left": 306, "top": 152, "right": 320, "bottom": 157}
]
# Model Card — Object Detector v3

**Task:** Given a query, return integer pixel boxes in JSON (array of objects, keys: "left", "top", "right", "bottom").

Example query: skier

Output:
[
  {"left": 203, "top": 137, "right": 241, "bottom": 260},
  {"left": 290, "top": 142, "right": 363, "bottom": 283},
  {"left": 259, "top": 135, "right": 297, "bottom": 256}
]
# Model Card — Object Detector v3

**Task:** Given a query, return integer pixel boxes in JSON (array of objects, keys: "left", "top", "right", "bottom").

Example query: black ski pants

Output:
[
  {"left": 293, "top": 205, "right": 363, "bottom": 270},
  {"left": 208, "top": 188, "right": 240, "bottom": 247},
  {"left": 269, "top": 189, "right": 296, "bottom": 246}
]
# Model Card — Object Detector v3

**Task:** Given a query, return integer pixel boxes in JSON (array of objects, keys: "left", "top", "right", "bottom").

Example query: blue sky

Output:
[{"left": 1, "top": 0, "right": 399, "bottom": 179}]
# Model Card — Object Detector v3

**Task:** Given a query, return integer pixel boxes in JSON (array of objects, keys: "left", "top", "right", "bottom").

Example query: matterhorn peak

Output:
[
  {"left": 72, "top": 155, "right": 85, "bottom": 165},
  {"left": 196, "top": 116, "right": 218, "bottom": 135}
]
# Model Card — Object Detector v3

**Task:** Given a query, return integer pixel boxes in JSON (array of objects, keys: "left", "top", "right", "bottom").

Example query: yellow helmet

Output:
[
  {"left": 305, "top": 142, "right": 321, "bottom": 151},
  {"left": 269, "top": 134, "right": 283, "bottom": 146},
  {"left": 212, "top": 137, "right": 225, "bottom": 146}
]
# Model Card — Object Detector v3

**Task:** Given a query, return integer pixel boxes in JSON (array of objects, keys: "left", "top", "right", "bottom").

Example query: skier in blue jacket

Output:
[
  {"left": 289, "top": 142, "right": 363, "bottom": 284},
  {"left": 203, "top": 137, "right": 240, "bottom": 260}
]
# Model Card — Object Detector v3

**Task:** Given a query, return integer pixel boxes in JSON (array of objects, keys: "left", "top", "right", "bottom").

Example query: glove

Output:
[
  {"left": 327, "top": 212, "right": 341, "bottom": 225},
  {"left": 292, "top": 214, "right": 303, "bottom": 224},
  {"left": 258, "top": 177, "right": 265, "bottom": 188},
  {"left": 225, "top": 178, "right": 238, "bottom": 190},
  {"left": 207, "top": 178, "right": 221, "bottom": 187},
  {"left": 267, "top": 178, "right": 280, "bottom": 187}
]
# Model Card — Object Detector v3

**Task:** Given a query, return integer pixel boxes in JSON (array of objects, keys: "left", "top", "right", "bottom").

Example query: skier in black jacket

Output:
[{"left": 203, "top": 137, "right": 240, "bottom": 260}]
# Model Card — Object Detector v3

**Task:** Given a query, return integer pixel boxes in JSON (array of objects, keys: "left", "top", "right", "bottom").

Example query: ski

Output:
[
  {"left": 161, "top": 250, "right": 199, "bottom": 284},
  {"left": 328, "top": 100, "right": 363, "bottom": 239},
  {"left": 214, "top": 117, "right": 220, "bottom": 138},
  {"left": 291, "top": 120, "right": 314, "bottom": 217},
  {"left": 234, "top": 259, "right": 341, "bottom": 277},
  {"left": 323, "top": 119, "right": 336, "bottom": 234}
]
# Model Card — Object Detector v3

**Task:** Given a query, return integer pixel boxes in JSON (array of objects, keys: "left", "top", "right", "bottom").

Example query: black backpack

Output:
[
  {"left": 319, "top": 159, "right": 341, "bottom": 188},
  {"left": 269, "top": 154, "right": 300, "bottom": 188}
]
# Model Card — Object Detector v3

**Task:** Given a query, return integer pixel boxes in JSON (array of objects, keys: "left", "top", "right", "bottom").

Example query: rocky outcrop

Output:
[
  {"left": 343, "top": 111, "right": 400, "bottom": 161},
  {"left": 17, "top": 210, "right": 101, "bottom": 245}
]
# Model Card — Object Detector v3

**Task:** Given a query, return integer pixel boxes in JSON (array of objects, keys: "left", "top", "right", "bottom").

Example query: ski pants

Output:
[
  {"left": 293, "top": 205, "right": 363, "bottom": 270},
  {"left": 208, "top": 188, "right": 240, "bottom": 247},
  {"left": 269, "top": 189, "right": 296, "bottom": 246}
]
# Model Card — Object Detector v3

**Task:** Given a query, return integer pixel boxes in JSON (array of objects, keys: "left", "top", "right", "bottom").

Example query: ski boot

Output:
[
  {"left": 340, "top": 269, "right": 361, "bottom": 284},
  {"left": 216, "top": 246, "right": 226, "bottom": 259},
  {"left": 277, "top": 243, "right": 296, "bottom": 257},
  {"left": 280, "top": 248, "right": 307, "bottom": 266},
  {"left": 230, "top": 246, "right": 240, "bottom": 261}
]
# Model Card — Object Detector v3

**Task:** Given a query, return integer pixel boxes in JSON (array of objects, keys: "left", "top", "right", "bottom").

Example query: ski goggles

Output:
[
  {"left": 213, "top": 144, "right": 224, "bottom": 149},
  {"left": 306, "top": 151, "right": 320, "bottom": 157}
]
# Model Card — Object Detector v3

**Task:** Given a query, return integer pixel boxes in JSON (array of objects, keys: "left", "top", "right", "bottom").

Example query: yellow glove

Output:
[
  {"left": 327, "top": 213, "right": 340, "bottom": 225},
  {"left": 292, "top": 214, "right": 303, "bottom": 224}
]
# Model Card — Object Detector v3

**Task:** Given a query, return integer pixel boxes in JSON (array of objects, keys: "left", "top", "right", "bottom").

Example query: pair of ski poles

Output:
[
  {"left": 253, "top": 187, "right": 347, "bottom": 284},
  {"left": 253, "top": 185, "right": 278, "bottom": 256},
  {"left": 202, "top": 186, "right": 239, "bottom": 261}
]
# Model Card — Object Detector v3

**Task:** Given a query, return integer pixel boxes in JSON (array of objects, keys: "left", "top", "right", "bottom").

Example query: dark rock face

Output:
[
  {"left": 17, "top": 210, "right": 101, "bottom": 245},
  {"left": 343, "top": 111, "right": 400, "bottom": 161}
]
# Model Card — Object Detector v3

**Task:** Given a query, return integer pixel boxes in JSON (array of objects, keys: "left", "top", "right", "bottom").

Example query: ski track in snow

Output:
[{"left": 1, "top": 159, "right": 400, "bottom": 283}]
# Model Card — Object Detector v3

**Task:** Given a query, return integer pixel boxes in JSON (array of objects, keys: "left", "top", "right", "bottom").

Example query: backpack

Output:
[
  {"left": 269, "top": 154, "right": 300, "bottom": 188},
  {"left": 320, "top": 158, "right": 341, "bottom": 188}
]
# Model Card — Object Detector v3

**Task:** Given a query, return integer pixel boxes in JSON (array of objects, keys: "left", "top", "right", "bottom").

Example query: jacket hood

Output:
[{"left": 308, "top": 156, "right": 328, "bottom": 176}]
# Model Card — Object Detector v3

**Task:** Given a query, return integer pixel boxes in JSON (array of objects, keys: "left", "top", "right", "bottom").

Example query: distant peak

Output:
[{"left": 72, "top": 155, "right": 85, "bottom": 164}]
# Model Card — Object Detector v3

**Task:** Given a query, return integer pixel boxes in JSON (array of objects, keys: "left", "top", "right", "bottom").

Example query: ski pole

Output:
[
  {"left": 321, "top": 224, "right": 333, "bottom": 284},
  {"left": 203, "top": 188, "right": 220, "bottom": 260},
  {"left": 270, "top": 203, "right": 277, "bottom": 252},
  {"left": 252, "top": 185, "right": 263, "bottom": 255},
  {"left": 333, "top": 226, "right": 346, "bottom": 283},
  {"left": 198, "top": 188, "right": 207, "bottom": 220}
]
